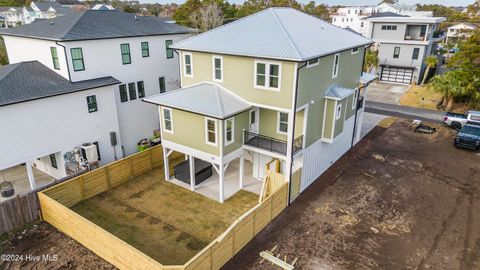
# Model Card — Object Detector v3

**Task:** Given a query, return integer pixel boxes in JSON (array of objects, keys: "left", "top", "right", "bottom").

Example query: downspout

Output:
[
  {"left": 287, "top": 61, "right": 307, "bottom": 206},
  {"left": 351, "top": 44, "right": 373, "bottom": 148},
  {"left": 55, "top": 41, "right": 71, "bottom": 82}
]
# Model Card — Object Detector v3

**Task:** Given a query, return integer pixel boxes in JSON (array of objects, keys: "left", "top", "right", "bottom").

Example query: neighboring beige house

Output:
[
  {"left": 446, "top": 23, "right": 477, "bottom": 44},
  {"left": 144, "top": 8, "right": 375, "bottom": 203}
]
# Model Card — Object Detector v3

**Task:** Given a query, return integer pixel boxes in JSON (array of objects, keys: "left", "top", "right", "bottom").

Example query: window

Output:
[
  {"left": 162, "top": 108, "right": 173, "bottom": 133},
  {"left": 119, "top": 84, "right": 128, "bottom": 102},
  {"left": 50, "top": 47, "right": 60, "bottom": 70},
  {"left": 137, "top": 81, "right": 145, "bottom": 98},
  {"left": 86, "top": 95, "right": 97, "bottom": 113},
  {"left": 49, "top": 154, "right": 57, "bottom": 169},
  {"left": 277, "top": 112, "right": 288, "bottom": 134},
  {"left": 128, "top": 82, "right": 136, "bottom": 100},
  {"left": 352, "top": 88, "right": 358, "bottom": 109},
  {"left": 165, "top": 40, "right": 174, "bottom": 59},
  {"left": 348, "top": 10, "right": 350, "bottom": 14},
  {"left": 70, "top": 48, "right": 84, "bottom": 71},
  {"left": 205, "top": 118, "right": 217, "bottom": 146},
  {"left": 307, "top": 58, "right": 319, "bottom": 68},
  {"left": 393, "top": 46, "right": 401, "bottom": 59},
  {"left": 332, "top": 53, "right": 340, "bottom": 78},
  {"left": 141, "top": 42, "right": 149, "bottom": 57},
  {"left": 120, "top": 43, "right": 131, "bottom": 64},
  {"left": 93, "top": 141, "right": 101, "bottom": 161},
  {"left": 336, "top": 104, "right": 342, "bottom": 120},
  {"left": 351, "top": 47, "right": 359, "bottom": 54},
  {"left": 361, "top": 22, "right": 364, "bottom": 27},
  {"left": 183, "top": 52, "right": 193, "bottom": 77},
  {"left": 342, "top": 18, "right": 344, "bottom": 22},
  {"left": 333, "top": 18, "right": 336, "bottom": 22},
  {"left": 255, "top": 61, "right": 281, "bottom": 89},
  {"left": 225, "top": 118, "right": 234, "bottom": 145},
  {"left": 381, "top": 24, "right": 397, "bottom": 31},
  {"left": 412, "top": 48, "right": 420, "bottom": 60},
  {"left": 213, "top": 56, "right": 223, "bottom": 81},
  {"left": 159, "top": 76, "right": 166, "bottom": 93}
]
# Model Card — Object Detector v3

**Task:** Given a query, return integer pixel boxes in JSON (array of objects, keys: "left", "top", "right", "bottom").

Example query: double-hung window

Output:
[
  {"left": 393, "top": 46, "right": 401, "bottom": 59},
  {"left": 71, "top": 48, "right": 84, "bottom": 71},
  {"left": 225, "top": 118, "right": 234, "bottom": 145},
  {"left": 162, "top": 108, "right": 173, "bottom": 133},
  {"left": 120, "top": 43, "right": 131, "bottom": 64},
  {"left": 165, "top": 40, "right": 174, "bottom": 59},
  {"left": 255, "top": 61, "right": 281, "bottom": 89},
  {"left": 137, "top": 81, "right": 145, "bottom": 98},
  {"left": 49, "top": 154, "right": 57, "bottom": 169},
  {"left": 50, "top": 47, "right": 60, "bottom": 70},
  {"left": 213, "top": 56, "right": 223, "bottom": 81},
  {"left": 159, "top": 76, "right": 166, "bottom": 93},
  {"left": 183, "top": 52, "right": 193, "bottom": 77},
  {"left": 412, "top": 48, "right": 420, "bottom": 60},
  {"left": 141, "top": 42, "right": 149, "bottom": 57},
  {"left": 86, "top": 95, "right": 97, "bottom": 113},
  {"left": 277, "top": 112, "right": 288, "bottom": 134},
  {"left": 332, "top": 53, "right": 340, "bottom": 78},
  {"left": 205, "top": 118, "right": 217, "bottom": 146},
  {"left": 119, "top": 84, "right": 128, "bottom": 102},
  {"left": 128, "top": 82, "right": 136, "bottom": 100}
]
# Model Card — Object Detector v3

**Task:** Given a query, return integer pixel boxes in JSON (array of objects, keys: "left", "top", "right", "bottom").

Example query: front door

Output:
[{"left": 249, "top": 108, "right": 259, "bottom": 133}]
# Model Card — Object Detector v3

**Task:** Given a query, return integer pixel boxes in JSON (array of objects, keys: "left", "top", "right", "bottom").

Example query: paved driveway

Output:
[{"left": 366, "top": 82, "right": 410, "bottom": 104}]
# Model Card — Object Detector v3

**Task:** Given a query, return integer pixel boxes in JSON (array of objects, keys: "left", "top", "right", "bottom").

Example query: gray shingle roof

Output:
[
  {"left": 144, "top": 82, "right": 252, "bottom": 119},
  {"left": 325, "top": 85, "right": 354, "bottom": 100},
  {"left": 0, "top": 10, "right": 194, "bottom": 41},
  {"left": 32, "top": 2, "right": 73, "bottom": 14},
  {"left": 0, "top": 61, "right": 119, "bottom": 106},
  {"left": 363, "top": 12, "right": 409, "bottom": 19},
  {"left": 172, "top": 7, "right": 373, "bottom": 61}
]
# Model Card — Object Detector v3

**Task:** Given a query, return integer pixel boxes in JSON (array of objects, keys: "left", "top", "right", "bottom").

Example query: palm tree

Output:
[
  {"left": 429, "top": 71, "right": 464, "bottom": 111},
  {"left": 421, "top": 56, "right": 438, "bottom": 86},
  {"left": 364, "top": 50, "right": 379, "bottom": 73}
]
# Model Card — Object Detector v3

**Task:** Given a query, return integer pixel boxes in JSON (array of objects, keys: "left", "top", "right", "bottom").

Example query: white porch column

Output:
[
  {"left": 163, "top": 147, "right": 170, "bottom": 181},
  {"left": 189, "top": 156, "right": 195, "bottom": 191},
  {"left": 26, "top": 161, "right": 36, "bottom": 190},
  {"left": 239, "top": 155, "right": 244, "bottom": 189},
  {"left": 219, "top": 163, "right": 225, "bottom": 203},
  {"left": 184, "top": 154, "right": 188, "bottom": 160}
]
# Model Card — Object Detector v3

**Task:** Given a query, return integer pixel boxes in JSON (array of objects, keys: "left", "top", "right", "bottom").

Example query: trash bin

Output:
[{"left": 0, "top": 181, "right": 14, "bottom": 198}]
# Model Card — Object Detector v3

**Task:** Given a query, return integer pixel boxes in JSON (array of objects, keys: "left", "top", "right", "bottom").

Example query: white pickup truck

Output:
[{"left": 444, "top": 111, "right": 480, "bottom": 130}]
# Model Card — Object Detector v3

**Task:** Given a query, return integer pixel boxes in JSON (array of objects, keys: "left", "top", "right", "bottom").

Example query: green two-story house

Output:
[{"left": 144, "top": 8, "right": 375, "bottom": 203}]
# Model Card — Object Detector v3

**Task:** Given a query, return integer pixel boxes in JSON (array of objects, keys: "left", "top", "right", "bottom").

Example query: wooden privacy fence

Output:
[
  {"left": 0, "top": 192, "right": 40, "bottom": 234},
  {"left": 39, "top": 144, "right": 289, "bottom": 270}
]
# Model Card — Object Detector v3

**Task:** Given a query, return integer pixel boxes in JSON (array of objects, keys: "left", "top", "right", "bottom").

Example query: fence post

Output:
[
  {"left": 16, "top": 195, "right": 27, "bottom": 225},
  {"left": 105, "top": 167, "right": 112, "bottom": 189}
]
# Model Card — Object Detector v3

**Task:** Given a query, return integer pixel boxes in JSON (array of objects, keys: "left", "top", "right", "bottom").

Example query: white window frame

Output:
[
  {"left": 332, "top": 53, "right": 340, "bottom": 79},
  {"left": 306, "top": 58, "right": 319, "bottom": 68},
  {"left": 254, "top": 60, "right": 282, "bottom": 91},
  {"left": 183, "top": 52, "right": 193, "bottom": 78},
  {"left": 351, "top": 47, "right": 359, "bottom": 54},
  {"left": 162, "top": 107, "right": 174, "bottom": 134},
  {"left": 205, "top": 117, "right": 217, "bottom": 146},
  {"left": 335, "top": 104, "right": 342, "bottom": 120},
  {"left": 352, "top": 88, "right": 358, "bottom": 110},
  {"left": 212, "top": 55, "right": 223, "bottom": 82},
  {"left": 277, "top": 112, "right": 288, "bottom": 135},
  {"left": 224, "top": 117, "right": 234, "bottom": 146}
]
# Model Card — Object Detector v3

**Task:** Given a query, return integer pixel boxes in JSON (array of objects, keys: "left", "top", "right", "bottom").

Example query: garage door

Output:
[{"left": 380, "top": 66, "right": 413, "bottom": 84}]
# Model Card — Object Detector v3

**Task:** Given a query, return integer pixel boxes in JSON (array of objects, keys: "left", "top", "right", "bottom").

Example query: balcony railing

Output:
[{"left": 243, "top": 131, "right": 303, "bottom": 155}]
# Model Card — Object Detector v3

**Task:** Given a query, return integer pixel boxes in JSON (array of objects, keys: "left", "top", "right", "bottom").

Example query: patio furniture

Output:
[{"left": 174, "top": 158, "right": 212, "bottom": 185}]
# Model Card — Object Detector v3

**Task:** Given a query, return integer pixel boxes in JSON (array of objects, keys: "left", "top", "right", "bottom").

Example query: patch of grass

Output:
[
  {"left": 378, "top": 117, "right": 397, "bottom": 128},
  {"left": 399, "top": 85, "right": 443, "bottom": 110}
]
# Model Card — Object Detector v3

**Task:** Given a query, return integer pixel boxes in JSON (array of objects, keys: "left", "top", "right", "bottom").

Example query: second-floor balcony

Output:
[
  {"left": 243, "top": 131, "right": 303, "bottom": 156},
  {"left": 404, "top": 25, "right": 427, "bottom": 41}
]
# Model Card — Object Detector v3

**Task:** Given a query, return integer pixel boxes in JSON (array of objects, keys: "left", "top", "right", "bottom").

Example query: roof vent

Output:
[
  {"left": 134, "top": 15, "right": 137, "bottom": 21},
  {"left": 321, "top": 24, "right": 324, "bottom": 30},
  {"left": 50, "top": 21, "right": 54, "bottom": 25}
]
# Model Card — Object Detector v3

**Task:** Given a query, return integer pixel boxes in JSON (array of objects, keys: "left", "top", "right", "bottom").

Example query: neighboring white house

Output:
[
  {"left": 0, "top": 7, "right": 25, "bottom": 28},
  {"left": 92, "top": 4, "right": 115, "bottom": 10},
  {"left": 23, "top": 2, "right": 74, "bottom": 24},
  {"left": 331, "top": 2, "right": 433, "bottom": 37},
  {"left": 446, "top": 23, "right": 477, "bottom": 43},
  {"left": 0, "top": 10, "right": 194, "bottom": 195}
]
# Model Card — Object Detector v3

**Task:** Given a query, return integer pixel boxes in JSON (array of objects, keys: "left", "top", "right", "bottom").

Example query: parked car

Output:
[
  {"left": 454, "top": 122, "right": 480, "bottom": 151},
  {"left": 444, "top": 111, "right": 480, "bottom": 130}
]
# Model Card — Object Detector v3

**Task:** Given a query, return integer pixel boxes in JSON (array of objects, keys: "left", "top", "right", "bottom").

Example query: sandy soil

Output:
[{"left": 223, "top": 120, "right": 480, "bottom": 270}]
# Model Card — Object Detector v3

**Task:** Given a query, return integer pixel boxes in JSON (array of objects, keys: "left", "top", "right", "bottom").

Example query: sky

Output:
[{"left": 140, "top": 0, "right": 476, "bottom": 6}]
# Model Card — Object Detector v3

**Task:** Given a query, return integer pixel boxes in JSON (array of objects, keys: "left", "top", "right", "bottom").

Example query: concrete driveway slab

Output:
[{"left": 366, "top": 82, "right": 410, "bottom": 104}]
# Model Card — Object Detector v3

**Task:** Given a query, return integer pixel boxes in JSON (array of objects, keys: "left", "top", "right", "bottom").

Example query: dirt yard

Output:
[
  {"left": 71, "top": 167, "right": 258, "bottom": 265},
  {"left": 224, "top": 119, "right": 480, "bottom": 270}
]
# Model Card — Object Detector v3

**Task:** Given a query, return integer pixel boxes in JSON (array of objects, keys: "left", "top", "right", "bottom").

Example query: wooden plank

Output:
[
  {"left": 254, "top": 197, "right": 273, "bottom": 235},
  {"left": 211, "top": 233, "right": 234, "bottom": 270}
]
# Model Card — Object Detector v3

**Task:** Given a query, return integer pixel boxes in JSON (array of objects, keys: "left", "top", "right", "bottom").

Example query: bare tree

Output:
[{"left": 190, "top": 2, "right": 224, "bottom": 32}]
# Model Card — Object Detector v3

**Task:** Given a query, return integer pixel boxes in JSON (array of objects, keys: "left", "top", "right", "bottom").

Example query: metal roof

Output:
[
  {"left": 143, "top": 82, "right": 252, "bottom": 119},
  {"left": 0, "top": 61, "right": 119, "bottom": 106},
  {"left": 172, "top": 7, "right": 373, "bottom": 62},
  {"left": 325, "top": 85, "right": 354, "bottom": 100},
  {"left": 360, "top": 72, "right": 377, "bottom": 84},
  {"left": 0, "top": 10, "right": 195, "bottom": 41}
]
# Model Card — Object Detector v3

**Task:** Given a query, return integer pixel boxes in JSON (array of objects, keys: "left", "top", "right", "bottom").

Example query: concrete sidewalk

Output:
[{"left": 365, "top": 101, "right": 445, "bottom": 123}]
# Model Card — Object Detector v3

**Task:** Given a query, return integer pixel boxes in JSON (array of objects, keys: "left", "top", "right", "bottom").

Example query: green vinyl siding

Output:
[
  {"left": 294, "top": 109, "right": 304, "bottom": 139},
  {"left": 345, "top": 94, "right": 356, "bottom": 120},
  {"left": 223, "top": 111, "right": 249, "bottom": 155},
  {"left": 160, "top": 107, "right": 220, "bottom": 156},
  {"left": 259, "top": 108, "right": 287, "bottom": 141},
  {"left": 334, "top": 98, "right": 347, "bottom": 138}
]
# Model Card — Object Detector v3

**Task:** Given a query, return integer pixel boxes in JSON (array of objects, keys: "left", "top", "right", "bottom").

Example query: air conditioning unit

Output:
[{"left": 81, "top": 143, "right": 98, "bottom": 163}]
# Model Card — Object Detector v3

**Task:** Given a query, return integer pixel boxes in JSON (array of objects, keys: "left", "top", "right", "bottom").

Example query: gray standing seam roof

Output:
[
  {"left": 0, "top": 61, "right": 119, "bottom": 106},
  {"left": 325, "top": 85, "right": 354, "bottom": 100},
  {"left": 172, "top": 7, "right": 373, "bottom": 61},
  {"left": 0, "top": 10, "right": 195, "bottom": 41},
  {"left": 143, "top": 82, "right": 252, "bottom": 119}
]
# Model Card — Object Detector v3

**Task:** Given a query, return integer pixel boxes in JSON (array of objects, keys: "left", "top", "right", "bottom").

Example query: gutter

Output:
[
  {"left": 55, "top": 41, "right": 71, "bottom": 82},
  {"left": 287, "top": 61, "right": 307, "bottom": 206}
]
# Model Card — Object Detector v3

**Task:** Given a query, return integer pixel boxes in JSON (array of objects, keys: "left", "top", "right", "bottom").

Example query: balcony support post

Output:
[{"left": 239, "top": 154, "right": 244, "bottom": 189}]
